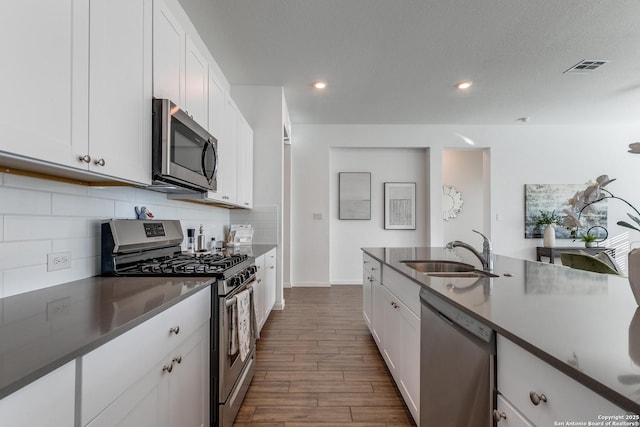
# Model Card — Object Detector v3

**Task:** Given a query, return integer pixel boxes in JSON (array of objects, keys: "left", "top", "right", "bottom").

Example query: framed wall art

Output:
[
  {"left": 339, "top": 172, "right": 371, "bottom": 220},
  {"left": 524, "top": 183, "right": 607, "bottom": 238},
  {"left": 384, "top": 182, "right": 416, "bottom": 230}
]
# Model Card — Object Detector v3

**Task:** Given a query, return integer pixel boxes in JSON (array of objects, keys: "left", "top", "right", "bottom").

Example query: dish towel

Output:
[
  {"left": 236, "top": 289, "right": 251, "bottom": 362},
  {"left": 228, "top": 298, "right": 238, "bottom": 356},
  {"left": 250, "top": 282, "right": 260, "bottom": 340}
]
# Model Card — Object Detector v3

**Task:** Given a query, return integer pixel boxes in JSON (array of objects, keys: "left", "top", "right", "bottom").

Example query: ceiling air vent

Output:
[{"left": 563, "top": 59, "right": 609, "bottom": 74}]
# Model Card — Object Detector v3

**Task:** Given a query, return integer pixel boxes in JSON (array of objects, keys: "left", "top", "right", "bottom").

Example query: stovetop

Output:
[{"left": 115, "top": 253, "right": 251, "bottom": 277}]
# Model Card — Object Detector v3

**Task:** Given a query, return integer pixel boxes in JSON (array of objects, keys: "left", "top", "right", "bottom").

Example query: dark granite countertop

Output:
[
  {"left": 362, "top": 247, "right": 640, "bottom": 414},
  {"left": 0, "top": 276, "right": 213, "bottom": 400}
]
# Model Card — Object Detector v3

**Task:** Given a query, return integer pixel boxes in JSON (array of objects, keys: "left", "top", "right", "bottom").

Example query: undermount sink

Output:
[{"left": 401, "top": 260, "right": 499, "bottom": 278}]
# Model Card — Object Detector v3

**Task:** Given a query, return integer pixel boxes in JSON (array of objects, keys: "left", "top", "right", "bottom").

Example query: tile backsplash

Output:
[{"left": 0, "top": 172, "right": 230, "bottom": 298}]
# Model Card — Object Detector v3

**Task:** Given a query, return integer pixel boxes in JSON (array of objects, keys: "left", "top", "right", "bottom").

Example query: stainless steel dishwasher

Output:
[{"left": 420, "top": 287, "right": 496, "bottom": 426}]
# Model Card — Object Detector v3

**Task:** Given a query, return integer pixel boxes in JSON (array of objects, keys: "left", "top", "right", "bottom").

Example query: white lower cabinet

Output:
[
  {"left": 367, "top": 260, "right": 420, "bottom": 425},
  {"left": 362, "top": 253, "right": 380, "bottom": 329},
  {"left": 264, "top": 248, "right": 277, "bottom": 317},
  {"left": 82, "top": 287, "right": 211, "bottom": 427},
  {"left": 497, "top": 335, "right": 625, "bottom": 426},
  {"left": 255, "top": 248, "right": 277, "bottom": 333},
  {"left": 85, "top": 323, "right": 209, "bottom": 427},
  {"left": 0, "top": 360, "right": 75, "bottom": 427}
]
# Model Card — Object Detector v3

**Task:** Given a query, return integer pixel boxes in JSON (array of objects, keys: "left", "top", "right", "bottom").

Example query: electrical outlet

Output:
[{"left": 47, "top": 252, "right": 72, "bottom": 271}]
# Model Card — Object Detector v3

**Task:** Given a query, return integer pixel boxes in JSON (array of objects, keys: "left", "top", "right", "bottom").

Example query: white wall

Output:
[
  {"left": 292, "top": 123, "right": 640, "bottom": 286},
  {"left": 329, "top": 148, "right": 428, "bottom": 284},
  {"left": 231, "top": 85, "right": 286, "bottom": 307},
  {"left": 442, "top": 149, "right": 487, "bottom": 245},
  {"left": 0, "top": 172, "right": 230, "bottom": 298}
]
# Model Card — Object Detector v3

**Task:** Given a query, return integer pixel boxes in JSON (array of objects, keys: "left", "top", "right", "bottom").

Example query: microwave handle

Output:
[{"left": 201, "top": 139, "right": 218, "bottom": 184}]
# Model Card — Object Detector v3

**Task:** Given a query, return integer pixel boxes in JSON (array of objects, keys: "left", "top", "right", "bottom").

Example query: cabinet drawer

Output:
[
  {"left": 497, "top": 335, "right": 624, "bottom": 425},
  {"left": 363, "top": 253, "right": 381, "bottom": 282},
  {"left": 381, "top": 265, "right": 421, "bottom": 316},
  {"left": 495, "top": 394, "right": 534, "bottom": 427},
  {"left": 82, "top": 287, "right": 211, "bottom": 425}
]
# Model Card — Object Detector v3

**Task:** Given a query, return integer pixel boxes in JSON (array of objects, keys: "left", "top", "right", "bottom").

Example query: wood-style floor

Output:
[{"left": 233, "top": 285, "right": 416, "bottom": 427}]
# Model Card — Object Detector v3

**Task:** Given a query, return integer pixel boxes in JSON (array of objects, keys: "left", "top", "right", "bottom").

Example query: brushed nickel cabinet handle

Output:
[
  {"left": 172, "top": 355, "right": 182, "bottom": 364},
  {"left": 78, "top": 154, "right": 91, "bottom": 163},
  {"left": 162, "top": 363, "right": 173, "bottom": 373},
  {"left": 94, "top": 158, "right": 105, "bottom": 166},
  {"left": 529, "top": 391, "right": 547, "bottom": 405},
  {"left": 169, "top": 326, "right": 180, "bottom": 335},
  {"left": 493, "top": 410, "right": 507, "bottom": 422}
]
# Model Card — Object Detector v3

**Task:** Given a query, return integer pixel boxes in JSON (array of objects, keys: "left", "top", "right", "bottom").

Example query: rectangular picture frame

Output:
[
  {"left": 384, "top": 182, "right": 416, "bottom": 230},
  {"left": 339, "top": 172, "right": 371, "bottom": 220}
]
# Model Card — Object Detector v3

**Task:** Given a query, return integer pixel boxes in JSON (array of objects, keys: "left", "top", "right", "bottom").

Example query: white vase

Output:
[
  {"left": 628, "top": 249, "right": 640, "bottom": 306},
  {"left": 543, "top": 224, "right": 556, "bottom": 248}
]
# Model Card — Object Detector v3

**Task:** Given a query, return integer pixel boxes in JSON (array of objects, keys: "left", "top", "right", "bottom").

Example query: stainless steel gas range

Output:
[{"left": 101, "top": 219, "right": 257, "bottom": 427}]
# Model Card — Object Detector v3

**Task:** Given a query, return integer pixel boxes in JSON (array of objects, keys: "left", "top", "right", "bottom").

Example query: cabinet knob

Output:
[
  {"left": 172, "top": 355, "right": 182, "bottom": 364},
  {"left": 162, "top": 363, "right": 173, "bottom": 373},
  {"left": 493, "top": 410, "right": 507, "bottom": 422},
  {"left": 78, "top": 154, "right": 91, "bottom": 163},
  {"left": 391, "top": 301, "right": 399, "bottom": 309},
  {"left": 529, "top": 391, "right": 547, "bottom": 406},
  {"left": 169, "top": 326, "right": 180, "bottom": 335},
  {"left": 94, "top": 158, "right": 105, "bottom": 166},
  {"left": 270, "top": 266, "right": 275, "bottom": 269},
  {"left": 371, "top": 267, "right": 377, "bottom": 271}
]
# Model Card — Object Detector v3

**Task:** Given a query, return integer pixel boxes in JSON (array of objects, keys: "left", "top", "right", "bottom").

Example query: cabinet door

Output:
[
  {"left": 184, "top": 36, "right": 208, "bottom": 127},
  {"left": 398, "top": 299, "right": 420, "bottom": 422},
  {"left": 0, "top": 0, "right": 88, "bottom": 168},
  {"left": 207, "top": 70, "right": 225, "bottom": 141},
  {"left": 167, "top": 324, "right": 209, "bottom": 427},
  {"left": 254, "top": 254, "right": 266, "bottom": 331},
  {"left": 0, "top": 361, "right": 75, "bottom": 427},
  {"left": 88, "top": 0, "right": 152, "bottom": 185},
  {"left": 236, "top": 114, "right": 254, "bottom": 208},
  {"left": 370, "top": 279, "right": 385, "bottom": 348},
  {"left": 380, "top": 285, "right": 401, "bottom": 380},
  {"left": 265, "top": 249, "right": 277, "bottom": 316},
  {"left": 213, "top": 93, "right": 238, "bottom": 204},
  {"left": 153, "top": 0, "right": 184, "bottom": 105},
  {"left": 84, "top": 363, "right": 166, "bottom": 427}
]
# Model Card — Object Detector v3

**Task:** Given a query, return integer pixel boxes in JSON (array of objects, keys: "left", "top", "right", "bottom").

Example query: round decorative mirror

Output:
[{"left": 443, "top": 185, "right": 463, "bottom": 220}]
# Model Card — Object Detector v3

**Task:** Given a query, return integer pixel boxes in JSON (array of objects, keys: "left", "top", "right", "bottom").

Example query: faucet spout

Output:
[{"left": 446, "top": 229, "right": 494, "bottom": 271}]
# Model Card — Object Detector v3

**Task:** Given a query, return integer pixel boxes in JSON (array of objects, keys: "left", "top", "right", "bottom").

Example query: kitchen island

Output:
[{"left": 363, "top": 246, "right": 640, "bottom": 421}]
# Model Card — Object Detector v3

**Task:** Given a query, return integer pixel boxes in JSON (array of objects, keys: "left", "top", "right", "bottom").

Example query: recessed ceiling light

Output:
[
  {"left": 455, "top": 81, "right": 472, "bottom": 90},
  {"left": 312, "top": 80, "right": 327, "bottom": 90}
]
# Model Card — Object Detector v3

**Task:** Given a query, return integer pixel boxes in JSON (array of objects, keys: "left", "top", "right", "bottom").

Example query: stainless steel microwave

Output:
[{"left": 152, "top": 98, "right": 218, "bottom": 193}]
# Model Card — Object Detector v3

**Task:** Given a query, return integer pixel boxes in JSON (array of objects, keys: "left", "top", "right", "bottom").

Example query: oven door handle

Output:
[{"left": 225, "top": 285, "right": 255, "bottom": 308}]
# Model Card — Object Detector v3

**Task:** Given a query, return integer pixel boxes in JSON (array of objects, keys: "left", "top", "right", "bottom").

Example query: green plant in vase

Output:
[
  {"left": 534, "top": 210, "right": 563, "bottom": 248},
  {"left": 580, "top": 233, "right": 598, "bottom": 248}
]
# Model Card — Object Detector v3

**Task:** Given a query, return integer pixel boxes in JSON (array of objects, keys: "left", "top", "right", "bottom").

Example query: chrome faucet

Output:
[{"left": 446, "top": 229, "right": 494, "bottom": 271}]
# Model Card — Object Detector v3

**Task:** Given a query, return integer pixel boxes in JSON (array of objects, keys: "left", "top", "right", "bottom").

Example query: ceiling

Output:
[{"left": 177, "top": 0, "right": 640, "bottom": 126}]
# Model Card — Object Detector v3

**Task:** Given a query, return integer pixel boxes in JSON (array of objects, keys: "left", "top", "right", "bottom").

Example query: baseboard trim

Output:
[
  {"left": 290, "top": 282, "right": 331, "bottom": 287},
  {"left": 330, "top": 280, "right": 363, "bottom": 285}
]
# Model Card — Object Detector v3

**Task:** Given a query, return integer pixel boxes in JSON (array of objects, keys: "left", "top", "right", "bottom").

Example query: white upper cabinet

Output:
[
  {"left": 0, "top": 0, "right": 152, "bottom": 185},
  {"left": 184, "top": 36, "right": 208, "bottom": 127},
  {"left": 219, "top": 96, "right": 239, "bottom": 204},
  {"left": 153, "top": 1, "right": 185, "bottom": 105},
  {"left": 88, "top": 0, "right": 152, "bottom": 185},
  {"left": 236, "top": 114, "right": 254, "bottom": 209},
  {"left": 0, "top": 0, "right": 89, "bottom": 168},
  {"left": 207, "top": 71, "right": 225, "bottom": 141}
]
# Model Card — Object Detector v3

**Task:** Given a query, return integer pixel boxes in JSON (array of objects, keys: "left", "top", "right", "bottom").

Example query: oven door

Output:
[
  {"left": 219, "top": 277, "right": 257, "bottom": 402},
  {"left": 152, "top": 98, "right": 218, "bottom": 192}
]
